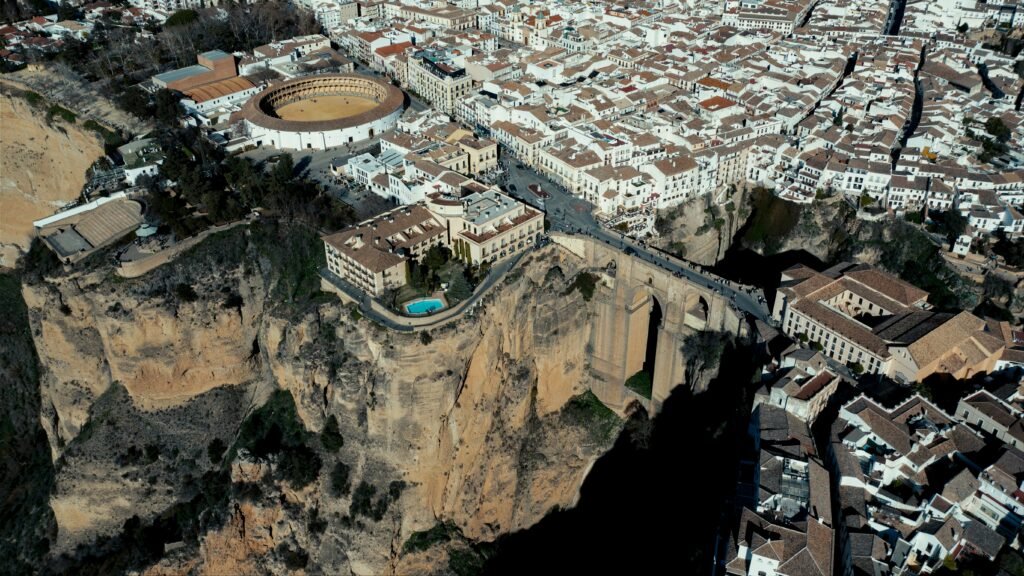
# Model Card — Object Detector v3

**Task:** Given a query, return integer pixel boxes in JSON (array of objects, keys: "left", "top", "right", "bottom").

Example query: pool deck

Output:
[{"left": 403, "top": 294, "right": 448, "bottom": 316}]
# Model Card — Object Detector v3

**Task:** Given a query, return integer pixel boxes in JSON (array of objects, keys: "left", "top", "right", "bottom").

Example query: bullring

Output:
[{"left": 237, "top": 74, "right": 405, "bottom": 151}]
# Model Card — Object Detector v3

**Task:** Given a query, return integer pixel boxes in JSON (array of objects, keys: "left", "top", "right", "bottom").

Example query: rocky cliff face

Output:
[
  {"left": 23, "top": 224, "right": 621, "bottom": 574},
  {"left": 767, "top": 196, "right": 859, "bottom": 262},
  {"left": 653, "top": 186, "right": 750, "bottom": 265}
]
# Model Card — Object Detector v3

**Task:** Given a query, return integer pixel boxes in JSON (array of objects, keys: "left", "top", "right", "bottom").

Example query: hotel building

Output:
[{"left": 773, "top": 263, "right": 1003, "bottom": 382}]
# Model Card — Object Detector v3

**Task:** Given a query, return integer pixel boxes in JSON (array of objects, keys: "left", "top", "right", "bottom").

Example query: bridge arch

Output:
[
  {"left": 684, "top": 292, "right": 710, "bottom": 331},
  {"left": 550, "top": 233, "right": 748, "bottom": 414}
]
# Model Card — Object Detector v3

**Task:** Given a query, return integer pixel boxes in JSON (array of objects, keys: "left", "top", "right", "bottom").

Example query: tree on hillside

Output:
[
  {"left": 423, "top": 245, "right": 450, "bottom": 271},
  {"left": 320, "top": 415, "right": 344, "bottom": 452},
  {"left": 993, "top": 230, "right": 1024, "bottom": 268},
  {"left": 680, "top": 331, "right": 730, "bottom": 385},
  {"left": 269, "top": 154, "right": 296, "bottom": 192},
  {"left": 928, "top": 210, "right": 968, "bottom": 247},
  {"left": 165, "top": 9, "right": 198, "bottom": 27},
  {"left": 153, "top": 89, "right": 182, "bottom": 128},
  {"left": 447, "top": 268, "right": 472, "bottom": 301},
  {"left": 986, "top": 117, "right": 1012, "bottom": 142}
]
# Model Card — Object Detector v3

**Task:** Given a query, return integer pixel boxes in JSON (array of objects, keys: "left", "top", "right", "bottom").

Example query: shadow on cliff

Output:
[
  {"left": 481, "top": 340, "right": 759, "bottom": 576},
  {"left": 0, "top": 273, "right": 57, "bottom": 573}
]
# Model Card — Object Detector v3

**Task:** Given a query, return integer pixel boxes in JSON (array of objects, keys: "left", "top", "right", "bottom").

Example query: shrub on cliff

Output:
[
  {"left": 559, "top": 391, "right": 620, "bottom": 444},
  {"left": 564, "top": 272, "right": 598, "bottom": 301},
  {"left": 330, "top": 461, "right": 351, "bottom": 497},
  {"left": 403, "top": 522, "right": 458, "bottom": 554},
  {"left": 232, "top": 390, "right": 321, "bottom": 489},
  {"left": 19, "top": 238, "right": 62, "bottom": 283},
  {"left": 320, "top": 415, "right": 344, "bottom": 452}
]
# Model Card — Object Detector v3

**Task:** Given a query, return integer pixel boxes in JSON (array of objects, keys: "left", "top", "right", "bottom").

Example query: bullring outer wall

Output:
[{"left": 238, "top": 74, "right": 405, "bottom": 151}]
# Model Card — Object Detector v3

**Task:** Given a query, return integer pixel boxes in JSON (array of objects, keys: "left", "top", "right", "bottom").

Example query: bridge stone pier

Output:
[{"left": 552, "top": 234, "right": 746, "bottom": 414}]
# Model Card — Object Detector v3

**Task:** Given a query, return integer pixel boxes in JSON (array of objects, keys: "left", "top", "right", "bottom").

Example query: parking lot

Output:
[{"left": 241, "top": 139, "right": 394, "bottom": 219}]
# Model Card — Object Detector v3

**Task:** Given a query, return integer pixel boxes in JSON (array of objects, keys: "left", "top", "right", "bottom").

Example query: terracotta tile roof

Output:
[
  {"left": 908, "top": 311, "right": 997, "bottom": 368},
  {"left": 699, "top": 95, "right": 737, "bottom": 111},
  {"left": 184, "top": 77, "right": 254, "bottom": 103},
  {"left": 374, "top": 41, "right": 413, "bottom": 57},
  {"left": 791, "top": 299, "right": 890, "bottom": 356},
  {"left": 322, "top": 204, "right": 443, "bottom": 273},
  {"left": 844, "top": 266, "right": 929, "bottom": 306},
  {"left": 651, "top": 155, "right": 697, "bottom": 176},
  {"left": 793, "top": 371, "right": 837, "bottom": 401}
]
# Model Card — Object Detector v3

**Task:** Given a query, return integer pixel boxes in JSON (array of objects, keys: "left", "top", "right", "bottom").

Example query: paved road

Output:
[
  {"left": 242, "top": 137, "right": 380, "bottom": 174},
  {"left": 322, "top": 250, "right": 527, "bottom": 331},
  {"left": 497, "top": 157, "right": 772, "bottom": 321}
]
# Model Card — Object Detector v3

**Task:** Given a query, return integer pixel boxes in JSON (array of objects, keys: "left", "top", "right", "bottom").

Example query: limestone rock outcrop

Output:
[{"left": 23, "top": 227, "right": 621, "bottom": 574}]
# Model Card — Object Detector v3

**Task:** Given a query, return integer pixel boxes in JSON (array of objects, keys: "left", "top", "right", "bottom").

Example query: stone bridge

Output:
[{"left": 552, "top": 234, "right": 749, "bottom": 414}]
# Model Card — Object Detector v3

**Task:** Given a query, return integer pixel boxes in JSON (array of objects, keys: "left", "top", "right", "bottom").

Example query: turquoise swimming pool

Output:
[{"left": 405, "top": 298, "right": 445, "bottom": 315}]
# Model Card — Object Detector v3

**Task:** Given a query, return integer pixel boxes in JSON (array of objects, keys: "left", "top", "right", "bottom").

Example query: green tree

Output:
[
  {"left": 448, "top": 268, "right": 472, "bottom": 301},
  {"left": 153, "top": 89, "right": 182, "bottom": 128},
  {"left": 174, "top": 283, "right": 199, "bottom": 302},
  {"left": 992, "top": 229, "right": 1024, "bottom": 267},
  {"left": 224, "top": 156, "right": 265, "bottom": 207},
  {"left": 276, "top": 444, "right": 322, "bottom": 489},
  {"left": 928, "top": 210, "right": 968, "bottom": 246},
  {"left": 330, "top": 461, "right": 351, "bottom": 497},
  {"left": 986, "top": 117, "right": 1012, "bottom": 142},
  {"left": 269, "top": 154, "right": 296, "bottom": 193},
  {"left": 207, "top": 438, "right": 226, "bottom": 464},
  {"left": 350, "top": 481, "right": 377, "bottom": 517},
  {"left": 564, "top": 272, "right": 598, "bottom": 301},
  {"left": 681, "top": 331, "right": 730, "bottom": 383},
  {"left": 165, "top": 9, "right": 198, "bottom": 26},
  {"left": 320, "top": 415, "right": 344, "bottom": 452},
  {"left": 423, "top": 245, "right": 450, "bottom": 271}
]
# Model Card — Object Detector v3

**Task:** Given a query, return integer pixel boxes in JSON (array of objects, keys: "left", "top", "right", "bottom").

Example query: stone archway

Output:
[
  {"left": 620, "top": 287, "right": 667, "bottom": 403},
  {"left": 684, "top": 292, "right": 709, "bottom": 330}
]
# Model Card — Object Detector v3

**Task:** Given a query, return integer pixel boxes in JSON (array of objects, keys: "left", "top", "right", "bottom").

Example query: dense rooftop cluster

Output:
[{"left": 12, "top": 0, "right": 1024, "bottom": 571}]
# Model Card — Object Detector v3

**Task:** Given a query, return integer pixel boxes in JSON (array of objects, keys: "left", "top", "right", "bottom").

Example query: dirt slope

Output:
[{"left": 0, "top": 91, "right": 103, "bottom": 267}]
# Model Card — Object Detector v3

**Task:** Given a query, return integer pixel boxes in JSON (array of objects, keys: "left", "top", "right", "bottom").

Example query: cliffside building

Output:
[
  {"left": 772, "top": 263, "right": 1004, "bottom": 382},
  {"left": 323, "top": 189, "right": 543, "bottom": 297}
]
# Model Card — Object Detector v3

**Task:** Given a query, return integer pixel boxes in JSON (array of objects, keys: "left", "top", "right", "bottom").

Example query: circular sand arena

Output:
[
  {"left": 275, "top": 95, "right": 381, "bottom": 121},
  {"left": 238, "top": 74, "right": 405, "bottom": 151}
]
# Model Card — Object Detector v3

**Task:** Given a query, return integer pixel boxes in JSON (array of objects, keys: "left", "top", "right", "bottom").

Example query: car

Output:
[
  {"left": 516, "top": 163, "right": 525, "bottom": 169},
  {"left": 623, "top": 247, "right": 635, "bottom": 256},
  {"left": 508, "top": 184, "right": 517, "bottom": 192}
]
